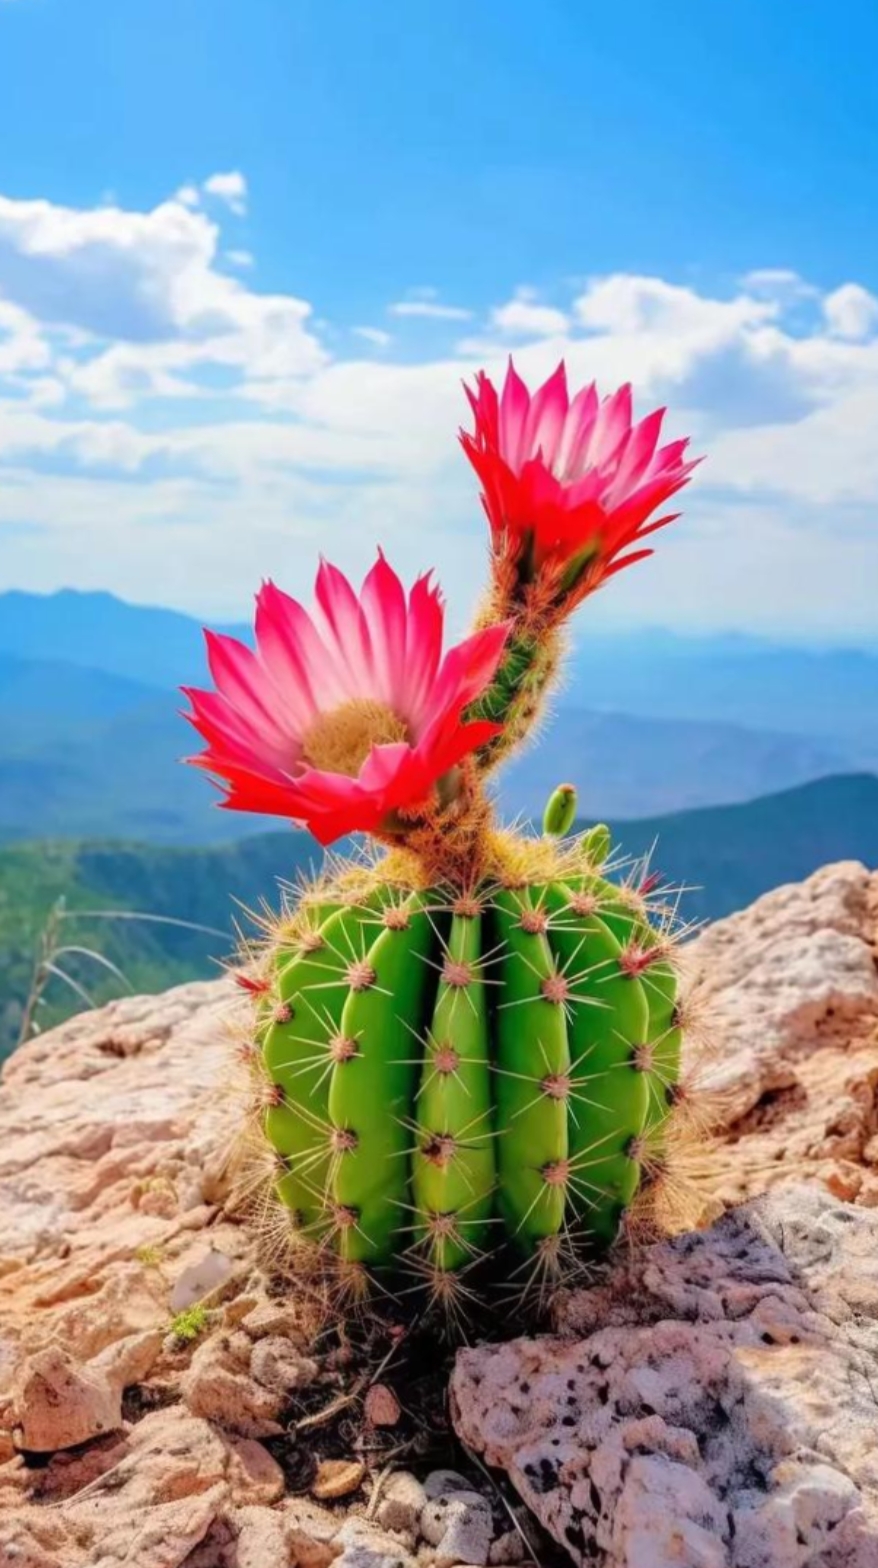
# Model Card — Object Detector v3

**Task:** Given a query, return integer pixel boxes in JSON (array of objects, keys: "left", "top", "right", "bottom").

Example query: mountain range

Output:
[
  {"left": 2, "top": 772, "right": 876, "bottom": 1064},
  {"left": 1, "top": 589, "right": 876, "bottom": 840}
]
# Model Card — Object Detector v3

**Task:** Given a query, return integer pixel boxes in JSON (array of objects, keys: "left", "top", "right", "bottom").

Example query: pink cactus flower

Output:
[
  {"left": 461, "top": 359, "right": 700, "bottom": 586},
  {"left": 183, "top": 554, "right": 509, "bottom": 845}
]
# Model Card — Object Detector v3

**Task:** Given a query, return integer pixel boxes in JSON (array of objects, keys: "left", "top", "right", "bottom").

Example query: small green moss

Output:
[
  {"left": 135, "top": 1243, "right": 164, "bottom": 1268},
  {"left": 170, "top": 1304, "right": 210, "bottom": 1343}
]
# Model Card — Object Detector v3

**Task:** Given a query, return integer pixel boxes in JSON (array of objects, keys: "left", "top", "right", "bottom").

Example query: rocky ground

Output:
[{"left": 0, "top": 860, "right": 876, "bottom": 1568}]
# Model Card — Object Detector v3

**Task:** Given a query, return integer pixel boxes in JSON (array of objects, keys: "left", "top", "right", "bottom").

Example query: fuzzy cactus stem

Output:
[{"left": 467, "top": 622, "right": 564, "bottom": 772}]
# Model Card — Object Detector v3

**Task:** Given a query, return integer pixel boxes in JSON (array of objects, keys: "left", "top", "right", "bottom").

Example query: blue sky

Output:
[{"left": 0, "top": 0, "right": 876, "bottom": 636}]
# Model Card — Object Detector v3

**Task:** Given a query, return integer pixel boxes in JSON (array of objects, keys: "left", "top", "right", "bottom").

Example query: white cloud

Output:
[
  {"left": 202, "top": 171, "right": 248, "bottom": 216},
  {"left": 389, "top": 296, "right": 473, "bottom": 321},
  {"left": 739, "top": 267, "right": 819, "bottom": 302},
  {"left": 489, "top": 289, "right": 569, "bottom": 338},
  {"left": 0, "top": 182, "right": 876, "bottom": 635},
  {"left": 823, "top": 283, "right": 878, "bottom": 342},
  {"left": 225, "top": 248, "right": 254, "bottom": 269},
  {"left": 353, "top": 326, "right": 392, "bottom": 348},
  {"left": 174, "top": 184, "right": 201, "bottom": 209},
  {"left": 0, "top": 187, "right": 325, "bottom": 409}
]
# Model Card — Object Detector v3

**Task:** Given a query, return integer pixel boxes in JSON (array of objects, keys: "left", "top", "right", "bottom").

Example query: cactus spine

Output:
[{"left": 247, "top": 818, "right": 690, "bottom": 1302}]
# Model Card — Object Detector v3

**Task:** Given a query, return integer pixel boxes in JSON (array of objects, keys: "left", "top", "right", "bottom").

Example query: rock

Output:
[
  {"left": 181, "top": 1329, "right": 286, "bottom": 1438},
  {"left": 249, "top": 1333, "right": 319, "bottom": 1393},
  {"left": 364, "top": 1381, "right": 401, "bottom": 1427},
  {"left": 335, "top": 1544, "right": 410, "bottom": 1568},
  {"left": 0, "top": 976, "right": 252, "bottom": 1431},
  {"left": 687, "top": 860, "right": 878, "bottom": 1210},
  {"left": 333, "top": 1518, "right": 416, "bottom": 1568},
  {"left": 233, "top": 1504, "right": 292, "bottom": 1568},
  {"left": 0, "top": 1405, "right": 287, "bottom": 1566},
  {"left": 489, "top": 1529, "right": 527, "bottom": 1564},
  {"left": 12, "top": 1346, "right": 123, "bottom": 1452},
  {"left": 374, "top": 1470, "right": 427, "bottom": 1537},
  {"left": 312, "top": 1457, "right": 367, "bottom": 1501},
  {"left": 423, "top": 1467, "right": 474, "bottom": 1499},
  {"left": 241, "top": 1299, "right": 311, "bottom": 1339},
  {"left": 282, "top": 1498, "right": 342, "bottom": 1567},
  {"left": 420, "top": 1491, "right": 494, "bottom": 1567},
  {"left": 169, "top": 1247, "right": 235, "bottom": 1312},
  {"left": 452, "top": 1185, "right": 878, "bottom": 1567},
  {"left": 13, "top": 1330, "right": 161, "bottom": 1451}
]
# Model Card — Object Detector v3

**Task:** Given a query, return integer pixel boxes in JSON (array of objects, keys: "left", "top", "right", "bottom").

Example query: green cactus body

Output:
[
  {"left": 574, "top": 875, "right": 683, "bottom": 1137},
  {"left": 251, "top": 826, "right": 685, "bottom": 1292}
]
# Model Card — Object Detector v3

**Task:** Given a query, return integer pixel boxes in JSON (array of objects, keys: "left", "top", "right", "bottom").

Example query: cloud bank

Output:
[{"left": 0, "top": 179, "right": 876, "bottom": 635}]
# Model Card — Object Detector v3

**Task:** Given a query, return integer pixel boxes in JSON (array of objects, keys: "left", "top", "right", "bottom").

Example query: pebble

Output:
[
  {"left": 420, "top": 1489, "right": 494, "bottom": 1568},
  {"left": 312, "top": 1457, "right": 367, "bottom": 1501},
  {"left": 375, "top": 1470, "right": 427, "bottom": 1537},
  {"left": 365, "top": 1382, "right": 401, "bottom": 1427}
]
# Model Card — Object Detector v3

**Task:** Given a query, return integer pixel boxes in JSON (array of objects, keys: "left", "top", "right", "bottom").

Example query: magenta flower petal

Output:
[
  {"left": 183, "top": 554, "right": 509, "bottom": 843},
  {"left": 461, "top": 358, "right": 700, "bottom": 587}
]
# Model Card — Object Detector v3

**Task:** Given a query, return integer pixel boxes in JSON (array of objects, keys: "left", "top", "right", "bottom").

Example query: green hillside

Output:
[
  {"left": 0, "top": 831, "right": 320, "bottom": 1062},
  {"left": 1, "top": 772, "right": 875, "bottom": 1066},
  {"left": 608, "top": 772, "right": 878, "bottom": 923}
]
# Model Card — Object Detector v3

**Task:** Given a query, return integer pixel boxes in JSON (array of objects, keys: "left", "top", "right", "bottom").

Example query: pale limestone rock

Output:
[
  {"left": 249, "top": 1333, "right": 319, "bottom": 1394},
  {"left": 282, "top": 1498, "right": 343, "bottom": 1567},
  {"left": 452, "top": 1186, "right": 878, "bottom": 1567},
  {"left": 169, "top": 1247, "right": 235, "bottom": 1312},
  {"left": 419, "top": 1489, "right": 494, "bottom": 1567},
  {"left": 181, "top": 1329, "right": 287, "bottom": 1438},
  {"left": 423, "top": 1467, "right": 474, "bottom": 1498},
  {"left": 0, "top": 1406, "right": 286, "bottom": 1567},
  {"left": 333, "top": 1518, "right": 416, "bottom": 1568},
  {"left": 374, "top": 1470, "right": 427, "bottom": 1537},
  {"left": 686, "top": 860, "right": 878, "bottom": 1210},
  {"left": 233, "top": 1504, "right": 292, "bottom": 1568},
  {"left": 13, "top": 1330, "right": 161, "bottom": 1452}
]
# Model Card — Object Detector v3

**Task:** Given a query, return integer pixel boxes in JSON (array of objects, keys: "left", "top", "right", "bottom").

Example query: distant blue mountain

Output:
[
  {"left": 2, "top": 589, "right": 876, "bottom": 745},
  {"left": 0, "top": 652, "right": 155, "bottom": 737},
  {"left": 497, "top": 705, "right": 870, "bottom": 820},
  {"left": 0, "top": 589, "right": 875, "bottom": 842},
  {"left": 0, "top": 588, "right": 247, "bottom": 689},
  {"left": 568, "top": 632, "right": 878, "bottom": 743}
]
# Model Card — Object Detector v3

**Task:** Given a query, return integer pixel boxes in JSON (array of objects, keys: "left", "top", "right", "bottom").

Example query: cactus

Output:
[
  {"left": 185, "top": 356, "right": 705, "bottom": 1312},
  {"left": 243, "top": 815, "right": 690, "bottom": 1300}
]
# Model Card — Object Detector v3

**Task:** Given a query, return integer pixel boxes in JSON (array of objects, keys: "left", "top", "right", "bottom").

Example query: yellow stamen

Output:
[{"left": 301, "top": 698, "right": 408, "bottom": 777}]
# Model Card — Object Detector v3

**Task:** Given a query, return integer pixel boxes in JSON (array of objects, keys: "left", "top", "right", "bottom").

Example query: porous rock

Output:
[
  {"left": 1, "top": 866, "right": 877, "bottom": 1564},
  {"left": 249, "top": 1333, "right": 319, "bottom": 1394},
  {"left": 452, "top": 1184, "right": 878, "bottom": 1567},
  {"left": 687, "top": 860, "right": 878, "bottom": 1209}
]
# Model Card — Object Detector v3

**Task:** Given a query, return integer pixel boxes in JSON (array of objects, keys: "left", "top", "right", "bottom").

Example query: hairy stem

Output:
[{"left": 468, "top": 623, "right": 564, "bottom": 772}]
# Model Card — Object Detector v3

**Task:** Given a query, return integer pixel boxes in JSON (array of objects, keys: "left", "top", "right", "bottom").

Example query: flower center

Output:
[{"left": 301, "top": 698, "right": 408, "bottom": 777}]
